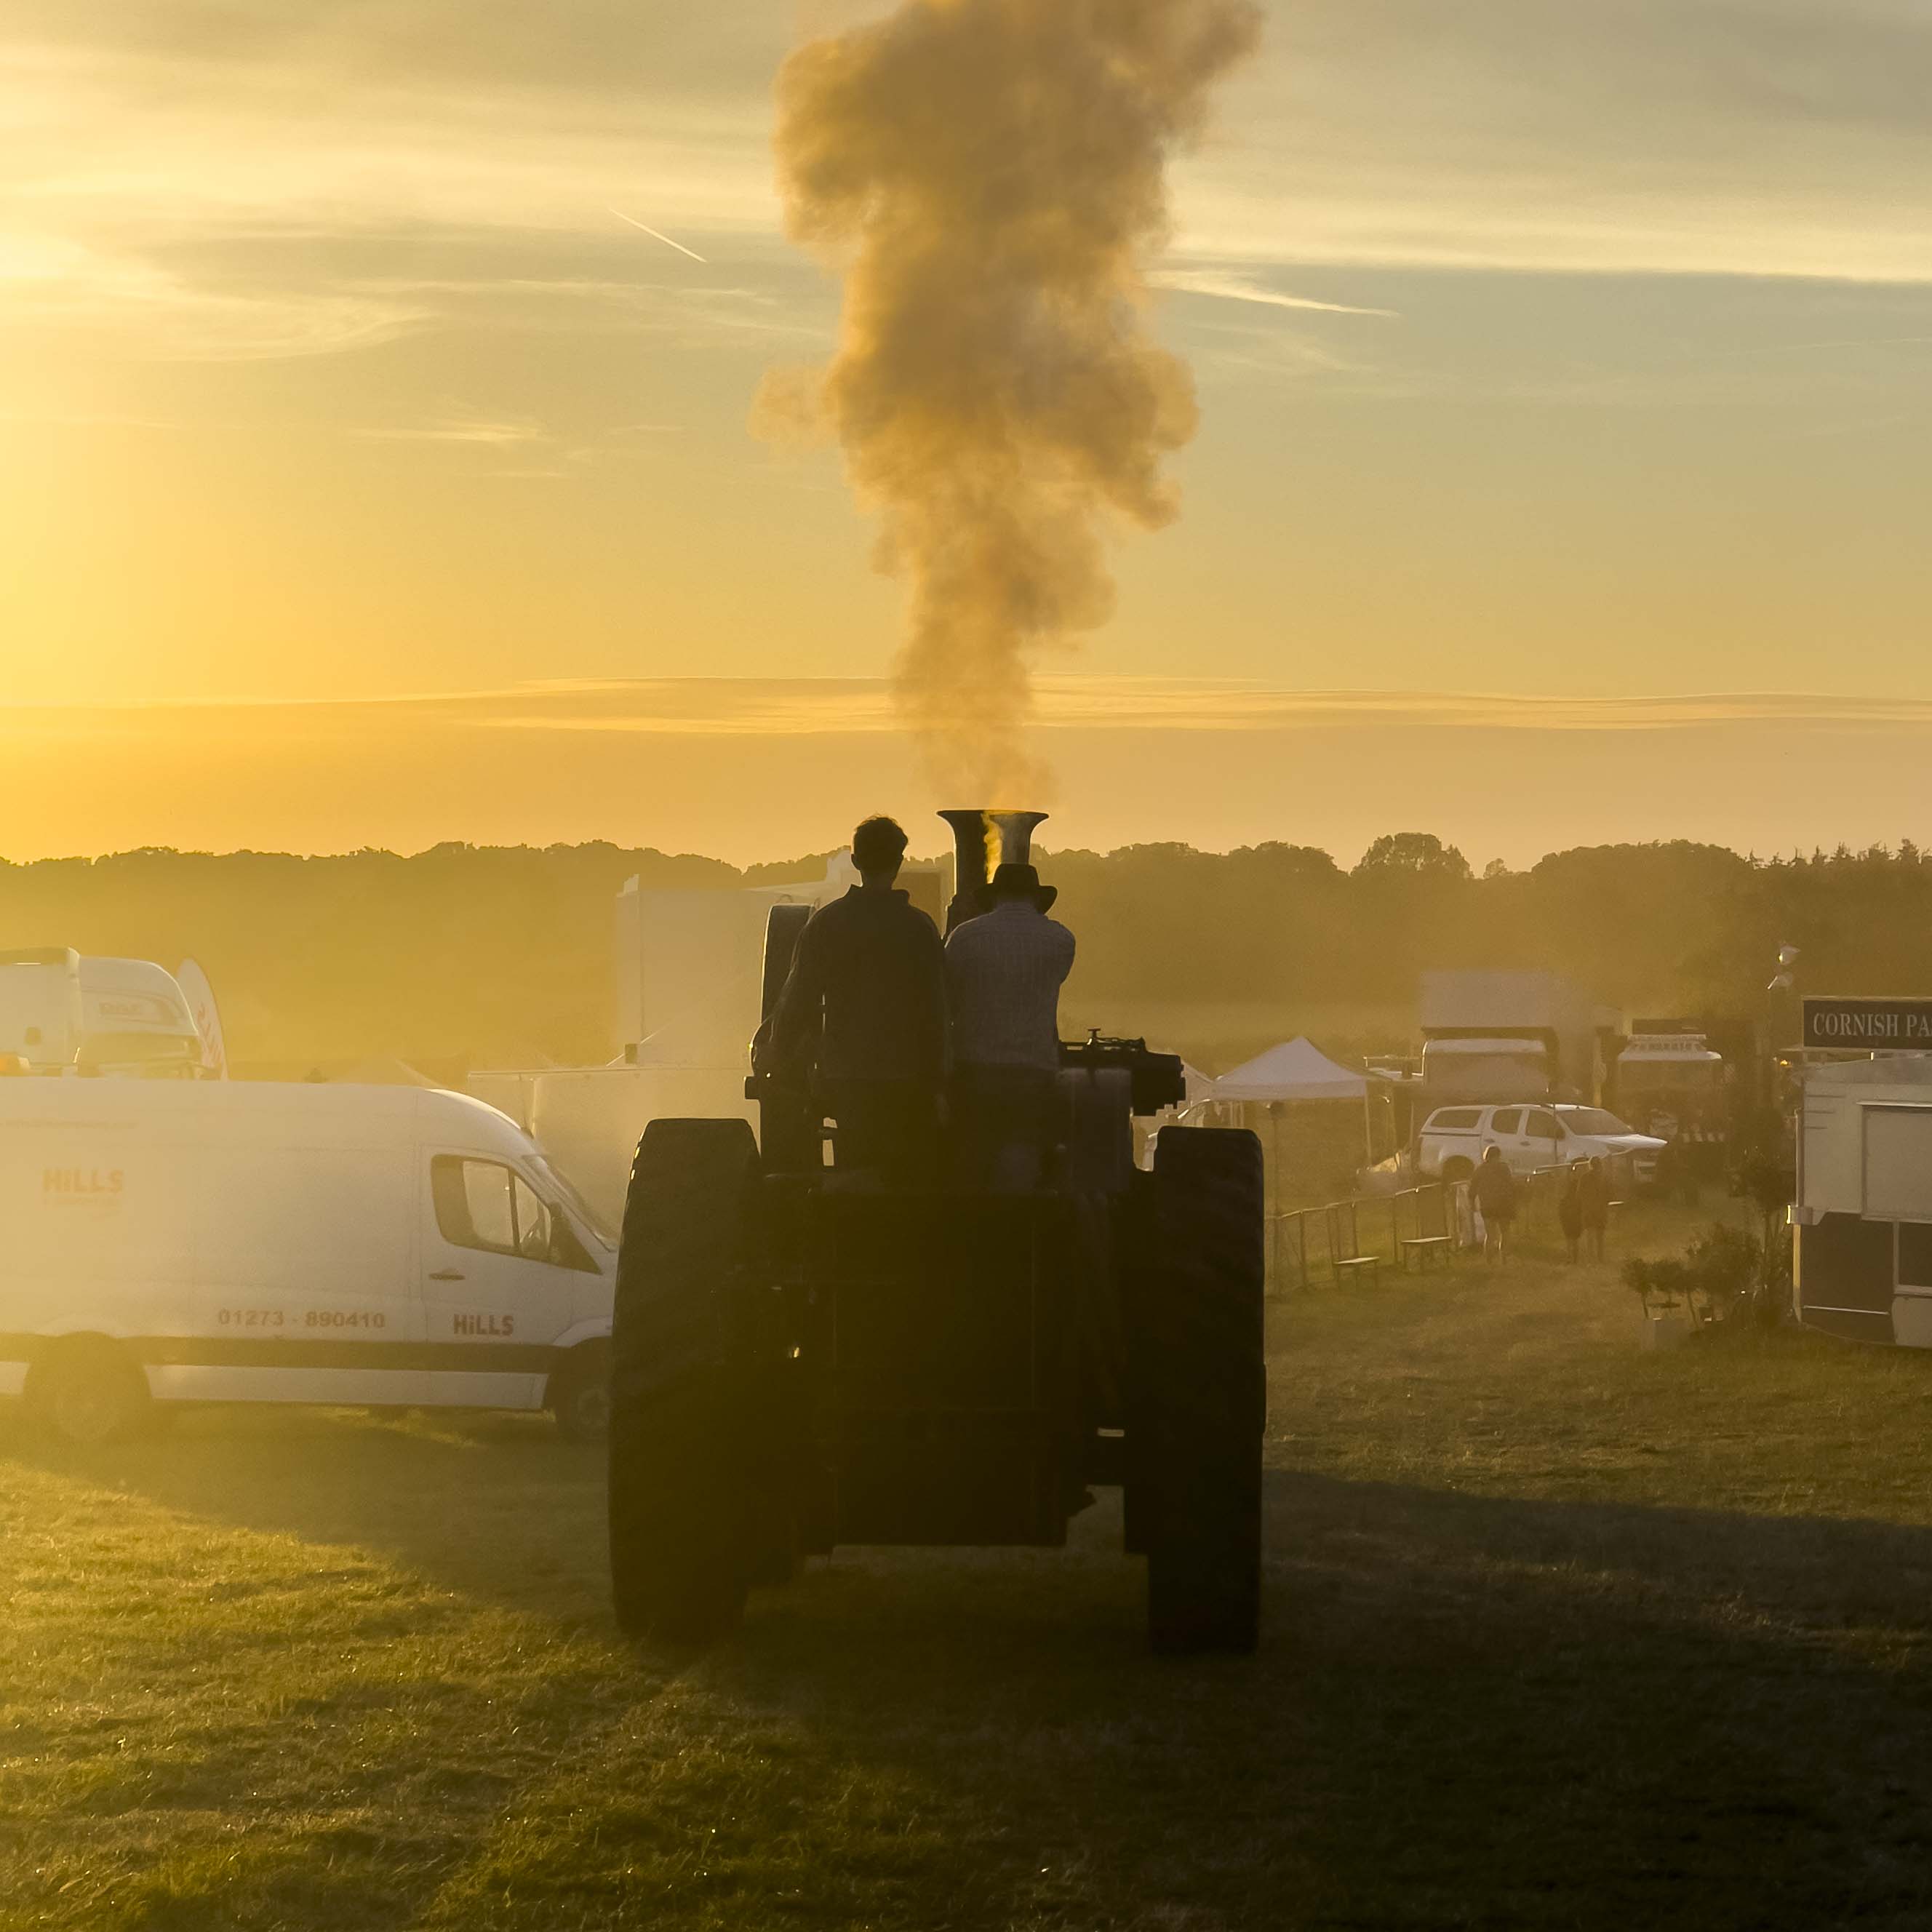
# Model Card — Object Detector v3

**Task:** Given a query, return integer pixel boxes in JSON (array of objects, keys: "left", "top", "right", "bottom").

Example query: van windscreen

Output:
[{"left": 530, "top": 1155, "right": 617, "bottom": 1248}]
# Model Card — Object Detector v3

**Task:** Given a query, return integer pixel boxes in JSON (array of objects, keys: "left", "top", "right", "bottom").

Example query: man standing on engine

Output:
[
  {"left": 946, "top": 861, "right": 1076, "bottom": 1189},
  {"left": 764, "top": 815, "right": 949, "bottom": 1185}
]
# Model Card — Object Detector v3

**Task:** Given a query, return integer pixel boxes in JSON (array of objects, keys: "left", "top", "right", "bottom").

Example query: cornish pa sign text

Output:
[{"left": 1802, "top": 997, "right": 1932, "bottom": 1048}]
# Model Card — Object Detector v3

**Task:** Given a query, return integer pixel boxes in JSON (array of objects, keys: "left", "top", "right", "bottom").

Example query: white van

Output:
[{"left": 0, "top": 1081, "right": 617, "bottom": 1443}]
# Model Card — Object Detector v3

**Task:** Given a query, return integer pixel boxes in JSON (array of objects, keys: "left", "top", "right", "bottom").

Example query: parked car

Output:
[{"left": 1415, "top": 1103, "right": 1666, "bottom": 1186}]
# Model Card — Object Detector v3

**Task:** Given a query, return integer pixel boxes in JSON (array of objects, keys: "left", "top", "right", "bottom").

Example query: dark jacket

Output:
[
  {"left": 1578, "top": 1164, "right": 1612, "bottom": 1227},
  {"left": 1472, "top": 1158, "right": 1519, "bottom": 1218},
  {"left": 766, "top": 886, "right": 948, "bottom": 1088},
  {"left": 1559, "top": 1170, "right": 1585, "bottom": 1234}
]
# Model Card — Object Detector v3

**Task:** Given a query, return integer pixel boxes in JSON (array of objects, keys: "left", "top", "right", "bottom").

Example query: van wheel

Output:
[
  {"left": 30, "top": 1339, "right": 151, "bottom": 1446},
  {"left": 548, "top": 1344, "right": 611, "bottom": 1443},
  {"left": 1440, "top": 1157, "right": 1474, "bottom": 1186}
]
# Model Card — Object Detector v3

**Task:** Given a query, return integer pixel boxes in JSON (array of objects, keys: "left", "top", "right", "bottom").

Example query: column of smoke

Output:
[{"left": 759, "top": 0, "right": 1260, "bottom": 802}]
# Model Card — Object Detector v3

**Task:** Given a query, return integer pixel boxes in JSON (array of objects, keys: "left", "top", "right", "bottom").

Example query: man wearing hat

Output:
[{"left": 945, "top": 860, "right": 1076, "bottom": 1189}]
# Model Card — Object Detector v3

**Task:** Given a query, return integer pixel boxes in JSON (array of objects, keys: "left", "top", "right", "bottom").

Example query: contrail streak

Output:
[{"left": 607, "top": 209, "right": 708, "bottom": 263}]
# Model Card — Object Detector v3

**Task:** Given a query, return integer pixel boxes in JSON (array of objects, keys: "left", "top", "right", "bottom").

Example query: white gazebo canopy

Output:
[
  {"left": 1213, "top": 1037, "right": 1368, "bottom": 1103},
  {"left": 1181, "top": 1062, "right": 1218, "bottom": 1105}
]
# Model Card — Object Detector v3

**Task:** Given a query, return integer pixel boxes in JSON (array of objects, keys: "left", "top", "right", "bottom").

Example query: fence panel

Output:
[{"left": 1266, "top": 1178, "right": 1472, "bottom": 1291}]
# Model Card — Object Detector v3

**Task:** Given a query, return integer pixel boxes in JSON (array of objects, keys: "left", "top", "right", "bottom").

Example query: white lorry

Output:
[
  {"left": 0, "top": 950, "right": 207, "bottom": 1077},
  {"left": 0, "top": 1081, "right": 616, "bottom": 1443}
]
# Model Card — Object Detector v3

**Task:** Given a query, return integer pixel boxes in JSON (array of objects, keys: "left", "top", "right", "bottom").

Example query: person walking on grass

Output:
[
  {"left": 1578, "top": 1156, "right": 1612, "bottom": 1263},
  {"left": 1559, "top": 1161, "right": 1585, "bottom": 1264},
  {"left": 1474, "top": 1143, "right": 1518, "bottom": 1264}
]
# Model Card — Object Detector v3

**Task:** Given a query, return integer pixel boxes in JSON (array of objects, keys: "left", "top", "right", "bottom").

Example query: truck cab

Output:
[
  {"left": 1613, "top": 1024, "right": 1726, "bottom": 1141},
  {"left": 76, "top": 957, "right": 207, "bottom": 1077}
]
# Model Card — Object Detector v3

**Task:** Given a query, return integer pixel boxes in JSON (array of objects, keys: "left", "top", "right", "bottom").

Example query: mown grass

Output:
[{"left": 7, "top": 1203, "right": 1932, "bottom": 1929}]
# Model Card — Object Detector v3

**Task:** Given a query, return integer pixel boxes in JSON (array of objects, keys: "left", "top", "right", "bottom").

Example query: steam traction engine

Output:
[{"left": 606, "top": 810, "right": 1266, "bottom": 1653}]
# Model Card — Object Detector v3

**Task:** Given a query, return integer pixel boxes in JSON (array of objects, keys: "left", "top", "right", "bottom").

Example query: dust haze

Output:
[{"left": 759, "top": 0, "right": 1261, "bottom": 801}]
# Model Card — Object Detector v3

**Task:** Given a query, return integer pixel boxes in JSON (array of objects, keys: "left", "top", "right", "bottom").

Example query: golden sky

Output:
[{"left": 4, "top": 0, "right": 1931, "bottom": 859}]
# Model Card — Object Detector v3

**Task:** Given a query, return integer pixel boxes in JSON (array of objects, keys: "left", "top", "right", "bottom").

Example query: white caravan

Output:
[
  {"left": 1795, "top": 1055, "right": 1932, "bottom": 1348},
  {"left": 0, "top": 1081, "right": 616, "bottom": 1442}
]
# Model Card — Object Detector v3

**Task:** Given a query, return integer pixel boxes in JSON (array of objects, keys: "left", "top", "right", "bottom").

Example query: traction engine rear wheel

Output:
[
  {"left": 1135, "top": 1127, "right": 1266, "bottom": 1655},
  {"left": 607, "top": 1118, "right": 765, "bottom": 1645}
]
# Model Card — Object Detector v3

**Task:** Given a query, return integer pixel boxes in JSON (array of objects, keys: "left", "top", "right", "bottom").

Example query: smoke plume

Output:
[{"left": 760, "top": 0, "right": 1261, "bottom": 802}]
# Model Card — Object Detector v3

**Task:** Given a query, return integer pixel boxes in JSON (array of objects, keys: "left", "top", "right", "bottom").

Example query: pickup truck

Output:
[{"left": 1416, "top": 1103, "right": 1666, "bottom": 1185}]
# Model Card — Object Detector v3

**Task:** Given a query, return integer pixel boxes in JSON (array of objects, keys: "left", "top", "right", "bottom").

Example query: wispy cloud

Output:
[
  {"left": 354, "top": 414, "right": 548, "bottom": 447},
  {"left": 7, "top": 0, "right": 1932, "bottom": 381},
  {"left": 19, "top": 679, "right": 1932, "bottom": 741},
  {"left": 0, "top": 231, "right": 425, "bottom": 359},
  {"left": 1148, "top": 268, "right": 1396, "bottom": 318}
]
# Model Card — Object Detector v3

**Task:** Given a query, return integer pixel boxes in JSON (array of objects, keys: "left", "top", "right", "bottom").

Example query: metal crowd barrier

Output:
[{"left": 1264, "top": 1150, "right": 1637, "bottom": 1292}]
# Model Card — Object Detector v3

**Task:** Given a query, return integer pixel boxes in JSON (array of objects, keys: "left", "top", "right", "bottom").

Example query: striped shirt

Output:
[{"left": 944, "top": 902, "right": 1076, "bottom": 1072}]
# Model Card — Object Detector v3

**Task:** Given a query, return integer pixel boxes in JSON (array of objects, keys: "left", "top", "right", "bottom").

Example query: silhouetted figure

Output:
[
  {"left": 1559, "top": 1162, "right": 1584, "bottom": 1263},
  {"left": 1579, "top": 1157, "right": 1612, "bottom": 1262},
  {"left": 946, "top": 863, "right": 1075, "bottom": 1191},
  {"left": 1473, "top": 1143, "right": 1517, "bottom": 1264},
  {"left": 765, "top": 815, "right": 948, "bottom": 1186}
]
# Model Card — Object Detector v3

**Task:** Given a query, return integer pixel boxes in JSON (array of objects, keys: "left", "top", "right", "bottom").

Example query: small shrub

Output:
[{"left": 1625, "top": 1223, "right": 1765, "bottom": 1328}]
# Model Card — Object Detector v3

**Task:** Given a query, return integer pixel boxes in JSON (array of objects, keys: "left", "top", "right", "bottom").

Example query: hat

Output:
[{"left": 983, "top": 862, "right": 1057, "bottom": 913}]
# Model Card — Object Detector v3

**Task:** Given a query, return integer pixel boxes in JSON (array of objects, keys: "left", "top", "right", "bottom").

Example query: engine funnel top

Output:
[{"left": 938, "top": 809, "right": 1048, "bottom": 931}]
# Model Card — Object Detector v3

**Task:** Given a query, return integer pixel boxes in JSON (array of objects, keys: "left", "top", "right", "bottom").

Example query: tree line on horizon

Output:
[{"left": 1, "top": 833, "right": 1927, "bottom": 1073}]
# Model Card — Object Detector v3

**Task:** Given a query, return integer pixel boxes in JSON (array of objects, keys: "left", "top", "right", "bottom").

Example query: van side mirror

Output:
[{"left": 551, "top": 1218, "right": 596, "bottom": 1274}]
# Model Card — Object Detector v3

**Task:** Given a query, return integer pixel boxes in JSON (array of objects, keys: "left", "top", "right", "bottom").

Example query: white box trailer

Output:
[
  {"left": 484, "top": 853, "right": 949, "bottom": 1218},
  {"left": 468, "top": 1061, "right": 759, "bottom": 1232},
  {"left": 0, "top": 1080, "right": 617, "bottom": 1441},
  {"left": 1418, "top": 970, "right": 1618, "bottom": 1104},
  {"left": 1795, "top": 1056, "right": 1932, "bottom": 1347},
  {"left": 0, "top": 948, "right": 84, "bottom": 1071},
  {"left": 1418, "top": 1036, "right": 1549, "bottom": 1103}
]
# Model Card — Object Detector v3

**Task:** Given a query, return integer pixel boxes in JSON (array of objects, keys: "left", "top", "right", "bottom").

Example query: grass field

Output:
[{"left": 8, "top": 1205, "right": 1932, "bottom": 1930}]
